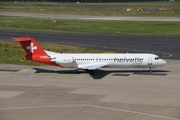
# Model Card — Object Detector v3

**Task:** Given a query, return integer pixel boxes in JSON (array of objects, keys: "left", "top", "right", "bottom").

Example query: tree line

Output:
[{"left": 1, "top": 0, "right": 179, "bottom": 2}]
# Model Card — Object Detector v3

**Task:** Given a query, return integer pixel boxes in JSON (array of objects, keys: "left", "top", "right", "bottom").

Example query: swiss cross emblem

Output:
[{"left": 26, "top": 43, "right": 37, "bottom": 53}]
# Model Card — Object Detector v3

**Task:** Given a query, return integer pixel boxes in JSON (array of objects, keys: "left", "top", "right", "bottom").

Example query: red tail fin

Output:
[
  {"left": 13, "top": 37, "right": 47, "bottom": 58},
  {"left": 13, "top": 37, "right": 59, "bottom": 66},
  {"left": 14, "top": 37, "right": 60, "bottom": 66}
]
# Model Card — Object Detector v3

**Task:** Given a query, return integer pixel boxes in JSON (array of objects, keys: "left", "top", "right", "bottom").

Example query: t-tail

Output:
[{"left": 13, "top": 37, "right": 60, "bottom": 66}]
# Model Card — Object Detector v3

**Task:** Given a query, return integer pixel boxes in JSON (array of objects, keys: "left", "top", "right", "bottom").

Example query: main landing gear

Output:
[{"left": 86, "top": 70, "right": 95, "bottom": 75}]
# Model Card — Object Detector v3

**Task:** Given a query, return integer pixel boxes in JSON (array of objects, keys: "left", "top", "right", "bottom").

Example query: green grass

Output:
[
  {"left": 0, "top": 2, "right": 180, "bottom": 17},
  {"left": 0, "top": 40, "right": 106, "bottom": 66},
  {"left": 0, "top": 17, "right": 180, "bottom": 34}
]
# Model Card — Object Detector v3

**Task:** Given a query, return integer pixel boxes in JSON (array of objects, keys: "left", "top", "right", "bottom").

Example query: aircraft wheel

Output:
[
  {"left": 149, "top": 67, "right": 152, "bottom": 73},
  {"left": 89, "top": 70, "right": 95, "bottom": 75}
]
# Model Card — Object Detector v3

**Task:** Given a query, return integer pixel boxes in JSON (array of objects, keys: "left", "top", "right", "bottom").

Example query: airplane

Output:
[{"left": 13, "top": 37, "right": 167, "bottom": 75}]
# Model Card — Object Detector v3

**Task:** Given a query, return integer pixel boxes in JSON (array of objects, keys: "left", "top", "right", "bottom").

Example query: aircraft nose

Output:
[{"left": 160, "top": 59, "right": 167, "bottom": 66}]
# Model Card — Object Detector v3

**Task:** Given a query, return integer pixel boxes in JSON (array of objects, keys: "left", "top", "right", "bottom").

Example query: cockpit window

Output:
[{"left": 155, "top": 57, "right": 159, "bottom": 60}]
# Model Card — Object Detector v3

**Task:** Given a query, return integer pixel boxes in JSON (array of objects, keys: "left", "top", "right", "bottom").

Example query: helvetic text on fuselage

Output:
[{"left": 114, "top": 57, "right": 143, "bottom": 63}]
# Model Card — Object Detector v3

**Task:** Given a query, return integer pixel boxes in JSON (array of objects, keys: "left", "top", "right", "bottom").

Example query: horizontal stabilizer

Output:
[{"left": 13, "top": 37, "right": 31, "bottom": 42}]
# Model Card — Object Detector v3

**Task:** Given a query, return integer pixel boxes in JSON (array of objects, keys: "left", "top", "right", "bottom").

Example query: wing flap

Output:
[{"left": 78, "top": 62, "right": 108, "bottom": 70}]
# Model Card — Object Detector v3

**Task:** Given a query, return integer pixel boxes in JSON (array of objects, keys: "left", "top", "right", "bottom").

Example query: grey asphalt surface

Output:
[
  {"left": 0, "top": 30, "right": 180, "bottom": 59},
  {"left": 1, "top": 12, "right": 180, "bottom": 21},
  {"left": 0, "top": 59, "right": 180, "bottom": 120}
]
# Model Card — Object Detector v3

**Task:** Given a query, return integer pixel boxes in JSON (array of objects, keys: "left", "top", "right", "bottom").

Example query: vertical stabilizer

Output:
[
  {"left": 13, "top": 37, "right": 60, "bottom": 66},
  {"left": 14, "top": 37, "right": 47, "bottom": 59}
]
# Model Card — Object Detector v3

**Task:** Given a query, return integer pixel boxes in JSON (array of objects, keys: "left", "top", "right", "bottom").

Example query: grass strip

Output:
[
  {"left": 1, "top": 17, "right": 180, "bottom": 35},
  {"left": 0, "top": 2, "right": 180, "bottom": 17}
]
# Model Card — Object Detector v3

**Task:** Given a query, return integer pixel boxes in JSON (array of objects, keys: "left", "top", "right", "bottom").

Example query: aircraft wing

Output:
[{"left": 78, "top": 62, "right": 108, "bottom": 70}]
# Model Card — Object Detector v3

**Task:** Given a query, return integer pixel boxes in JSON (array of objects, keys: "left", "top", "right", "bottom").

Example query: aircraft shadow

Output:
[
  {"left": 33, "top": 68, "right": 169, "bottom": 80},
  {"left": 91, "top": 69, "right": 169, "bottom": 79},
  {"left": 33, "top": 68, "right": 85, "bottom": 74}
]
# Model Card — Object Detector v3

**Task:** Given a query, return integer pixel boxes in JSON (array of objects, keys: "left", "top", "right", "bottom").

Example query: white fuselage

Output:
[{"left": 45, "top": 50, "right": 167, "bottom": 69}]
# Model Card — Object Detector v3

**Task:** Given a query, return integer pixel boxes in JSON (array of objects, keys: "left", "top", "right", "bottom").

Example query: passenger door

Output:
[{"left": 148, "top": 57, "right": 152, "bottom": 65}]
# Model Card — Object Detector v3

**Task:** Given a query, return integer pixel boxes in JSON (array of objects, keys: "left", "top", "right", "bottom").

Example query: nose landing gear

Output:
[{"left": 149, "top": 67, "right": 152, "bottom": 73}]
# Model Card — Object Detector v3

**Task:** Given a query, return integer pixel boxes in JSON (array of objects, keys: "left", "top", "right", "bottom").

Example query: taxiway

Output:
[
  {"left": 1, "top": 12, "right": 180, "bottom": 21},
  {"left": 0, "top": 59, "right": 180, "bottom": 120},
  {"left": 1, "top": 30, "right": 180, "bottom": 59}
]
